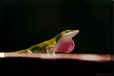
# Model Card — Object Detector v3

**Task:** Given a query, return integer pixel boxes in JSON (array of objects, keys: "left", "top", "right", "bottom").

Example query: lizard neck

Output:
[
  {"left": 55, "top": 38, "right": 74, "bottom": 53},
  {"left": 53, "top": 33, "right": 62, "bottom": 43}
]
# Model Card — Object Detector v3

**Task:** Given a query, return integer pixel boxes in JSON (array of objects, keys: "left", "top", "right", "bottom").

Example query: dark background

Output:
[
  {"left": 0, "top": 0, "right": 112, "bottom": 54},
  {"left": 0, "top": 0, "right": 113, "bottom": 74}
]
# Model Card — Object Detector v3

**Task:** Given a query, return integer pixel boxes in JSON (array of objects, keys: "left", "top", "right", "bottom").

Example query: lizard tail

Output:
[{"left": 0, "top": 50, "right": 29, "bottom": 58}]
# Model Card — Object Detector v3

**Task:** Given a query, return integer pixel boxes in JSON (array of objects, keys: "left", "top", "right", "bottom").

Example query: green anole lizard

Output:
[{"left": 0, "top": 30, "right": 80, "bottom": 57}]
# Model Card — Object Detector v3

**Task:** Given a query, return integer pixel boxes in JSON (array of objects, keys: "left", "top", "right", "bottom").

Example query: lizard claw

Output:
[{"left": 46, "top": 53, "right": 56, "bottom": 57}]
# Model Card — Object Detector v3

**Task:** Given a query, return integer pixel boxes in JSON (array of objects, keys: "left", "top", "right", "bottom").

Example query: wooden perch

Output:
[{"left": 0, "top": 53, "right": 111, "bottom": 62}]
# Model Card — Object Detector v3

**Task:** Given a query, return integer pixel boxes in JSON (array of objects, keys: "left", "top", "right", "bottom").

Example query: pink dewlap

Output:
[{"left": 55, "top": 40, "right": 75, "bottom": 53}]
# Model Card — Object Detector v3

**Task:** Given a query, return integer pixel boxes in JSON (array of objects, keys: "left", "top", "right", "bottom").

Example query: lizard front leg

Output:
[{"left": 46, "top": 45, "right": 56, "bottom": 56}]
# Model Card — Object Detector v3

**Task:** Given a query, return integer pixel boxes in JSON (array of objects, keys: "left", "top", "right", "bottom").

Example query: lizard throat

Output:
[{"left": 55, "top": 39, "right": 75, "bottom": 53}]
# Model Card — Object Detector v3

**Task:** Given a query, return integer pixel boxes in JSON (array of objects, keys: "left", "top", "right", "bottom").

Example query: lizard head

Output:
[
  {"left": 55, "top": 29, "right": 80, "bottom": 53},
  {"left": 61, "top": 30, "right": 80, "bottom": 39},
  {"left": 55, "top": 29, "right": 80, "bottom": 42}
]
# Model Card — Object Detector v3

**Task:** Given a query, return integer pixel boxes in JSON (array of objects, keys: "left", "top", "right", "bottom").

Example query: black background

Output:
[
  {"left": 0, "top": 0, "right": 113, "bottom": 74},
  {"left": 0, "top": 0, "right": 112, "bottom": 54}
]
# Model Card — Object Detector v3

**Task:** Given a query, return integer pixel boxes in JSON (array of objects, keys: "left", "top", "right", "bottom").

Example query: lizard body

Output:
[{"left": 0, "top": 30, "right": 80, "bottom": 56}]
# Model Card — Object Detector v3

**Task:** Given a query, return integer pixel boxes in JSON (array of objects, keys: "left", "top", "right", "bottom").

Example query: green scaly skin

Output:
[{"left": 1, "top": 30, "right": 79, "bottom": 55}]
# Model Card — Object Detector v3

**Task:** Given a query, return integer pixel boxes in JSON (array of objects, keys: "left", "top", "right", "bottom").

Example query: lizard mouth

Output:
[{"left": 64, "top": 30, "right": 80, "bottom": 38}]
